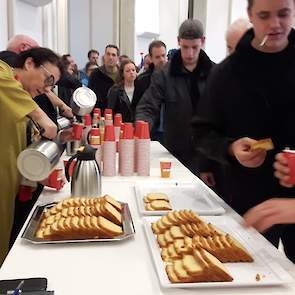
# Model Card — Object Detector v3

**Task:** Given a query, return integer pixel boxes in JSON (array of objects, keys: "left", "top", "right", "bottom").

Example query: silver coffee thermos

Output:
[{"left": 65, "top": 145, "right": 101, "bottom": 197}]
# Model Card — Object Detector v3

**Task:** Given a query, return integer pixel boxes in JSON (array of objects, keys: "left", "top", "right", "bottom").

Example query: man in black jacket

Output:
[
  {"left": 133, "top": 40, "right": 167, "bottom": 142},
  {"left": 192, "top": 0, "right": 295, "bottom": 261},
  {"left": 135, "top": 19, "right": 220, "bottom": 190},
  {"left": 88, "top": 45, "right": 120, "bottom": 112}
]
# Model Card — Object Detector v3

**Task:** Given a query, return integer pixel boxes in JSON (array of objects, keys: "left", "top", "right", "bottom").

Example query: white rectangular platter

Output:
[
  {"left": 142, "top": 215, "right": 294, "bottom": 288},
  {"left": 135, "top": 181, "right": 225, "bottom": 216}
]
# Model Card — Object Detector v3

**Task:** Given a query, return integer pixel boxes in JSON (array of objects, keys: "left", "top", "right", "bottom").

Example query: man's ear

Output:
[
  {"left": 201, "top": 36, "right": 206, "bottom": 47},
  {"left": 23, "top": 57, "right": 34, "bottom": 71},
  {"left": 177, "top": 37, "right": 180, "bottom": 46}
]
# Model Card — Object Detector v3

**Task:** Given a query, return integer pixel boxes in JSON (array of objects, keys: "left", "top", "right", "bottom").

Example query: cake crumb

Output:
[{"left": 256, "top": 274, "right": 261, "bottom": 281}]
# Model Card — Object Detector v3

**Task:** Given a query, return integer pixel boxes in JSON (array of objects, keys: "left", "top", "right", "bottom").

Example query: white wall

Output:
[
  {"left": 68, "top": 0, "right": 114, "bottom": 69},
  {"left": 90, "top": 0, "right": 114, "bottom": 60},
  {"left": 134, "top": 0, "right": 188, "bottom": 64},
  {"left": 68, "top": 0, "right": 91, "bottom": 68},
  {"left": 159, "top": 0, "right": 188, "bottom": 52},
  {"left": 0, "top": 0, "right": 8, "bottom": 50},
  {"left": 135, "top": 0, "right": 159, "bottom": 64},
  {"left": 231, "top": 0, "right": 248, "bottom": 22},
  {"left": 204, "top": 0, "right": 230, "bottom": 63},
  {"left": 135, "top": 0, "right": 159, "bottom": 34},
  {"left": 14, "top": 1, "right": 43, "bottom": 45}
]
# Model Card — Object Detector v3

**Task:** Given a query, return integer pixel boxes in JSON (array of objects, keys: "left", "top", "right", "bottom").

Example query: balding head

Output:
[
  {"left": 226, "top": 18, "right": 252, "bottom": 55},
  {"left": 6, "top": 35, "right": 39, "bottom": 54}
]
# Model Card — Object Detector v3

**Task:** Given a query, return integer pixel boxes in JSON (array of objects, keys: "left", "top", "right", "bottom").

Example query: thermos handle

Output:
[{"left": 65, "top": 153, "right": 79, "bottom": 182}]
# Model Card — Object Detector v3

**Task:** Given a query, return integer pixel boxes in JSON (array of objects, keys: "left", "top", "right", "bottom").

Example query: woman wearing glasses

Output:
[{"left": 0, "top": 47, "right": 62, "bottom": 265}]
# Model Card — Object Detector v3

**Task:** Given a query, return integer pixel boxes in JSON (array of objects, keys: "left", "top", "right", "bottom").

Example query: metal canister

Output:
[
  {"left": 57, "top": 116, "right": 72, "bottom": 131},
  {"left": 66, "top": 140, "right": 81, "bottom": 156},
  {"left": 17, "top": 140, "right": 62, "bottom": 181},
  {"left": 70, "top": 87, "right": 97, "bottom": 116}
]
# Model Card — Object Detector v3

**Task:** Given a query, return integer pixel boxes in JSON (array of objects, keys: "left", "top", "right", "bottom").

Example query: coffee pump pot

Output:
[{"left": 65, "top": 145, "right": 101, "bottom": 197}]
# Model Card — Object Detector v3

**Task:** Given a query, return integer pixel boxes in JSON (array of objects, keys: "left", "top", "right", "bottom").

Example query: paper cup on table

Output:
[
  {"left": 283, "top": 149, "right": 295, "bottom": 184},
  {"left": 160, "top": 158, "right": 172, "bottom": 178}
]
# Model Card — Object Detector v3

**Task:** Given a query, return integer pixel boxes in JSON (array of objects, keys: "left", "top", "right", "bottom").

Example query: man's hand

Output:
[
  {"left": 243, "top": 198, "right": 295, "bottom": 232},
  {"left": 199, "top": 172, "right": 216, "bottom": 187},
  {"left": 273, "top": 153, "right": 292, "bottom": 187},
  {"left": 60, "top": 104, "right": 74, "bottom": 118},
  {"left": 58, "top": 128, "right": 74, "bottom": 143},
  {"left": 229, "top": 137, "right": 266, "bottom": 168}
]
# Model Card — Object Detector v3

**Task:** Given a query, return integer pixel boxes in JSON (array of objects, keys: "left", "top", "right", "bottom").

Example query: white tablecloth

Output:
[{"left": 1, "top": 142, "right": 295, "bottom": 295}]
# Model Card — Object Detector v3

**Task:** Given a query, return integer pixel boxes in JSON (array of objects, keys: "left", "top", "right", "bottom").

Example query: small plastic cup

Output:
[
  {"left": 160, "top": 158, "right": 172, "bottom": 178},
  {"left": 283, "top": 149, "right": 295, "bottom": 184}
]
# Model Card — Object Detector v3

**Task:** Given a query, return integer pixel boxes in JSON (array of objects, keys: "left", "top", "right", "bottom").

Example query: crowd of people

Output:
[{"left": 1, "top": 0, "right": 295, "bottom": 266}]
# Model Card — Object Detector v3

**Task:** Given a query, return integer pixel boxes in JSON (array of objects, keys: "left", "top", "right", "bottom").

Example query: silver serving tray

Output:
[{"left": 21, "top": 202, "right": 135, "bottom": 244}]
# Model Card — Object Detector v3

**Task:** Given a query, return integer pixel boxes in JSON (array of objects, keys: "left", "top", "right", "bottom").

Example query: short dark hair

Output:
[
  {"left": 105, "top": 44, "right": 120, "bottom": 56},
  {"left": 85, "top": 61, "right": 98, "bottom": 72},
  {"left": 247, "top": 0, "right": 295, "bottom": 9},
  {"left": 247, "top": 0, "right": 253, "bottom": 9},
  {"left": 87, "top": 49, "right": 99, "bottom": 59},
  {"left": 148, "top": 40, "right": 166, "bottom": 56},
  {"left": 178, "top": 19, "right": 204, "bottom": 40},
  {"left": 16, "top": 47, "right": 63, "bottom": 74}
]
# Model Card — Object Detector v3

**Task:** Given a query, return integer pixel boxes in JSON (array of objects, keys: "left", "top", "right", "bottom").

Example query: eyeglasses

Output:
[{"left": 40, "top": 65, "right": 55, "bottom": 87}]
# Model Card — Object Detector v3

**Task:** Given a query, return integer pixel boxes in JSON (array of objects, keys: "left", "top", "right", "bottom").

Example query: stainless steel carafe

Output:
[{"left": 65, "top": 145, "right": 101, "bottom": 197}]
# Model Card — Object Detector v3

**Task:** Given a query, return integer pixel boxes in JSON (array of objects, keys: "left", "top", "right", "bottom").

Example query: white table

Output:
[{"left": 1, "top": 142, "right": 295, "bottom": 295}]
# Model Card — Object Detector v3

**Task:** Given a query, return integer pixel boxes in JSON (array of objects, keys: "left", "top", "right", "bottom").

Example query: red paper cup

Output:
[
  {"left": 114, "top": 113, "right": 122, "bottom": 126},
  {"left": 84, "top": 114, "right": 91, "bottom": 126},
  {"left": 283, "top": 150, "right": 295, "bottom": 184},
  {"left": 104, "top": 125, "right": 115, "bottom": 141},
  {"left": 134, "top": 120, "right": 144, "bottom": 138},
  {"left": 72, "top": 122, "right": 83, "bottom": 140},
  {"left": 122, "top": 123, "right": 134, "bottom": 139},
  {"left": 138, "top": 122, "right": 150, "bottom": 139},
  {"left": 63, "top": 159, "right": 76, "bottom": 177}
]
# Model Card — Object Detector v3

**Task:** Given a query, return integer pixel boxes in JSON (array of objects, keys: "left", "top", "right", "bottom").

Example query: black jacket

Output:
[
  {"left": 132, "top": 64, "right": 155, "bottom": 112},
  {"left": 88, "top": 65, "right": 117, "bottom": 111},
  {"left": 57, "top": 74, "right": 82, "bottom": 107},
  {"left": 135, "top": 49, "right": 214, "bottom": 174},
  {"left": 107, "top": 84, "right": 134, "bottom": 122},
  {"left": 192, "top": 29, "right": 295, "bottom": 214}
]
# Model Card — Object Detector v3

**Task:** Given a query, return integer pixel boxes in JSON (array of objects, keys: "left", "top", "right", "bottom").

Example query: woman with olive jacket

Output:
[{"left": 107, "top": 59, "right": 137, "bottom": 122}]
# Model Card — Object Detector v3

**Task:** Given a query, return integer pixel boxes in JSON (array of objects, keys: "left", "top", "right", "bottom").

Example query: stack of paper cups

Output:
[
  {"left": 134, "top": 120, "right": 145, "bottom": 173},
  {"left": 119, "top": 123, "right": 134, "bottom": 176},
  {"left": 102, "top": 125, "right": 116, "bottom": 176},
  {"left": 89, "top": 127, "right": 102, "bottom": 170},
  {"left": 136, "top": 121, "right": 150, "bottom": 176}
]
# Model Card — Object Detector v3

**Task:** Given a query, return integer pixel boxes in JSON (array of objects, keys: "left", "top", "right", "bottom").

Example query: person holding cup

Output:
[
  {"left": 244, "top": 152, "right": 295, "bottom": 232},
  {"left": 191, "top": 0, "right": 295, "bottom": 262}
]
